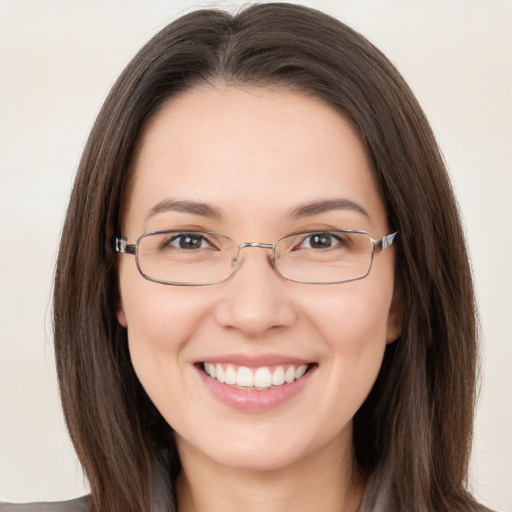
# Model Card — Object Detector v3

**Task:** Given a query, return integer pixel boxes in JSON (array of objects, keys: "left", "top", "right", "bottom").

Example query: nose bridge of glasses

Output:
[
  {"left": 238, "top": 242, "right": 275, "bottom": 250},
  {"left": 233, "top": 241, "right": 276, "bottom": 266}
]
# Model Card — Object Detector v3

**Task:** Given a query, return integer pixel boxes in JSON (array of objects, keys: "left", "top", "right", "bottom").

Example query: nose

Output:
[{"left": 214, "top": 245, "right": 298, "bottom": 338}]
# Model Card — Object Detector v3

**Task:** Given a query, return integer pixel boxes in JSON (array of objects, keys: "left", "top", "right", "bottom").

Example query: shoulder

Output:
[
  {"left": 475, "top": 506, "right": 498, "bottom": 512},
  {"left": 0, "top": 496, "right": 91, "bottom": 512},
  {"left": 358, "top": 474, "right": 499, "bottom": 512}
]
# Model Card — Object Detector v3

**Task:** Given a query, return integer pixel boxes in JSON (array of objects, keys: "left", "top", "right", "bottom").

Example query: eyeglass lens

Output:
[{"left": 135, "top": 230, "right": 375, "bottom": 285}]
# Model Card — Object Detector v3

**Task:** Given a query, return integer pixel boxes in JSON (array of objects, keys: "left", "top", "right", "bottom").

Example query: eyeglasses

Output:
[{"left": 113, "top": 229, "right": 397, "bottom": 286}]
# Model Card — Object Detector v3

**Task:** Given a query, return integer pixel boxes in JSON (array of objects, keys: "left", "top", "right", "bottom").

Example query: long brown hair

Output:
[{"left": 54, "top": 3, "right": 479, "bottom": 511}]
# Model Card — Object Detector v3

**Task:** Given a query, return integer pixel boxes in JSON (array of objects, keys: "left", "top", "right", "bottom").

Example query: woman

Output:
[{"left": 0, "top": 3, "right": 494, "bottom": 512}]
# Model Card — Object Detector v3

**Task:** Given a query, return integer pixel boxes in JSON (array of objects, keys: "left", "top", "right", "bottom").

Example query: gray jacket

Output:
[{"left": 0, "top": 476, "right": 497, "bottom": 512}]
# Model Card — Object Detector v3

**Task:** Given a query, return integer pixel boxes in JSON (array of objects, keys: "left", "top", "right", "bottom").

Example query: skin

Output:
[{"left": 117, "top": 85, "right": 402, "bottom": 512}]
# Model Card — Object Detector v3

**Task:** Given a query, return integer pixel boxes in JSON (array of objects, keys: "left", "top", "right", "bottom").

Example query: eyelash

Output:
[
  {"left": 164, "top": 233, "right": 214, "bottom": 250},
  {"left": 159, "top": 231, "right": 350, "bottom": 251},
  {"left": 296, "top": 232, "right": 347, "bottom": 250}
]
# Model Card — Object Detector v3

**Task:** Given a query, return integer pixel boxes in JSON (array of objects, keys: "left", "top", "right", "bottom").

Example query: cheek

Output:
[
  {"left": 118, "top": 273, "right": 209, "bottom": 394},
  {"left": 304, "top": 282, "right": 393, "bottom": 396},
  {"left": 119, "top": 260, "right": 209, "bottom": 344},
  {"left": 306, "top": 282, "right": 393, "bottom": 346}
]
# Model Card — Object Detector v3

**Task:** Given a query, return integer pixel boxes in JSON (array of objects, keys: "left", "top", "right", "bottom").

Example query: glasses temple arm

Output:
[
  {"left": 113, "top": 236, "right": 136, "bottom": 255},
  {"left": 377, "top": 232, "right": 398, "bottom": 251}
]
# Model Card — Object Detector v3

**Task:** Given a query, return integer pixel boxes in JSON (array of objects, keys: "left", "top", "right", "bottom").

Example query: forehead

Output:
[{"left": 124, "top": 85, "right": 387, "bottom": 233}]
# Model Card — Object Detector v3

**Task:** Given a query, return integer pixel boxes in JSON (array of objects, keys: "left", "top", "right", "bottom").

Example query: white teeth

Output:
[
  {"left": 224, "top": 365, "right": 237, "bottom": 385},
  {"left": 285, "top": 366, "right": 295, "bottom": 383},
  {"left": 237, "top": 366, "right": 254, "bottom": 387},
  {"left": 205, "top": 363, "right": 216, "bottom": 378},
  {"left": 295, "top": 365, "right": 307, "bottom": 379},
  {"left": 272, "top": 366, "right": 285, "bottom": 386},
  {"left": 216, "top": 365, "right": 225, "bottom": 383},
  {"left": 254, "top": 367, "right": 272, "bottom": 388},
  {"left": 203, "top": 363, "right": 309, "bottom": 389}
]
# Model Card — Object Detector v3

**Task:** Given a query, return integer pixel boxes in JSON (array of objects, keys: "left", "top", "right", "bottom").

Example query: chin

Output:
[{"left": 207, "top": 445, "right": 308, "bottom": 473}]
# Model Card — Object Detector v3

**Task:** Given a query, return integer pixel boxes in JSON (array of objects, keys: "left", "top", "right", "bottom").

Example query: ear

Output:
[
  {"left": 117, "top": 300, "right": 128, "bottom": 328},
  {"left": 386, "top": 284, "right": 403, "bottom": 344}
]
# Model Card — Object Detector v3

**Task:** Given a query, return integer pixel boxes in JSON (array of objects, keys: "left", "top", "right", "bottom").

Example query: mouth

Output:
[
  {"left": 195, "top": 355, "right": 318, "bottom": 412},
  {"left": 198, "top": 362, "right": 316, "bottom": 390}
]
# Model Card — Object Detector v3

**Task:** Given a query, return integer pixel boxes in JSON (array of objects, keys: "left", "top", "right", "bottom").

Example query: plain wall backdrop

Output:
[{"left": 0, "top": 0, "right": 511, "bottom": 509}]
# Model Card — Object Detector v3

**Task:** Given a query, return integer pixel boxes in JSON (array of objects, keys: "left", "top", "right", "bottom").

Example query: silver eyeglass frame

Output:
[{"left": 113, "top": 229, "right": 397, "bottom": 286}]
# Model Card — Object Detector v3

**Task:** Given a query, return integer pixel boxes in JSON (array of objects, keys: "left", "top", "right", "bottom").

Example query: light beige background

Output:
[{"left": 0, "top": 0, "right": 511, "bottom": 509}]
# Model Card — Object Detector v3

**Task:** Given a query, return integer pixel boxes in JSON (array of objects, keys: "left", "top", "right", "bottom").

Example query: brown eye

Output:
[
  {"left": 301, "top": 233, "right": 344, "bottom": 249},
  {"left": 309, "top": 233, "right": 333, "bottom": 248},
  {"left": 168, "top": 233, "right": 209, "bottom": 250}
]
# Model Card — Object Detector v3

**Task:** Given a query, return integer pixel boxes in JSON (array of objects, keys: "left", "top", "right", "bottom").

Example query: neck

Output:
[{"left": 175, "top": 431, "right": 365, "bottom": 512}]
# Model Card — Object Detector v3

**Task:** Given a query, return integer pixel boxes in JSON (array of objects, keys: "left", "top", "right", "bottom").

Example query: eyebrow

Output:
[
  {"left": 289, "top": 199, "right": 370, "bottom": 218},
  {"left": 145, "top": 197, "right": 369, "bottom": 221},
  {"left": 146, "top": 199, "right": 222, "bottom": 220}
]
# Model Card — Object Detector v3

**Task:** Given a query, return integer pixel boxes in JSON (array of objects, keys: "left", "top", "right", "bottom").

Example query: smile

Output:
[{"left": 203, "top": 363, "right": 309, "bottom": 390}]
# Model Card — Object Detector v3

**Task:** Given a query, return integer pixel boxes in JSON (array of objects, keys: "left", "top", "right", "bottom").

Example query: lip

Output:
[{"left": 196, "top": 358, "right": 317, "bottom": 413}]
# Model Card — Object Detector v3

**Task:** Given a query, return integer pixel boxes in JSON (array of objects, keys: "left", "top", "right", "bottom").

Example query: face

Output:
[{"left": 117, "top": 85, "right": 402, "bottom": 473}]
